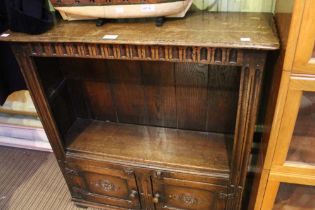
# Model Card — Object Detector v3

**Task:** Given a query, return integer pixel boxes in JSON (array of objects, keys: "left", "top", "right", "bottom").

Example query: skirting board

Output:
[
  {"left": 0, "top": 136, "right": 52, "bottom": 152},
  {"left": 0, "top": 123, "right": 51, "bottom": 152}
]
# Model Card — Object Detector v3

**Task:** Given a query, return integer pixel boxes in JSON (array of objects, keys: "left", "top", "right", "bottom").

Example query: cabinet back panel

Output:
[
  {"left": 175, "top": 63, "right": 209, "bottom": 131},
  {"left": 141, "top": 62, "right": 177, "bottom": 128},
  {"left": 83, "top": 81, "right": 117, "bottom": 121},
  {"left": 107, "top": 60, "right": 147, "bottom": 124},
  {"left": 34, "top": 57, "right": 240, "bottom": 134},
  {"left": 207, "top": 66, "right": 241, "bottom": 133}
]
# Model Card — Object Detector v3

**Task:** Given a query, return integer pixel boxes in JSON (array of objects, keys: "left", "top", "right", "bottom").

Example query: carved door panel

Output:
[
  {"left": 151, "top": 176, "right": 227, "bottom": 210},
  {"left": 65, "top": 160, "right": 140, "bottom": 209}
]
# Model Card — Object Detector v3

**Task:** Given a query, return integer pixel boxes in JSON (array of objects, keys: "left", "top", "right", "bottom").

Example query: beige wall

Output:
[{"left": 192, "top": 0, "right": 276, "bottom": 12}]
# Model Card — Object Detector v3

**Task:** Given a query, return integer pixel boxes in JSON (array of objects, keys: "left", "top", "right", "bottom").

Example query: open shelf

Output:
[
  {"left": 66, "top": 119, "right": 232, "bottom": 173},
  {"left": 33, "top": 57, "right": 240, "bottom": 174}
]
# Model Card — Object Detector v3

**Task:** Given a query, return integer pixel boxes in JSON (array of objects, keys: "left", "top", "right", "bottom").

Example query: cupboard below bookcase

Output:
[{"left": 1, "top": 12, "right": 279, "bottom": 210}]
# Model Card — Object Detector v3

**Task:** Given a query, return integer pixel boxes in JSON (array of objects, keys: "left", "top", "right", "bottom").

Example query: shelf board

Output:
[
  {"left": 0, "top": 12, "right": 279, "bottom": 50},
  {"left": 66, "top": 119, "right": 232, "bottom": 173}
]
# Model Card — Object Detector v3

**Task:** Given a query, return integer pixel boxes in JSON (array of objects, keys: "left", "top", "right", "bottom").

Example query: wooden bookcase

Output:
[
  {"left": 0, "top": 12, "right": 279, "bottom": 210},
  {"left": 249, "top": 0, "right": 315, "bottom": 209}
]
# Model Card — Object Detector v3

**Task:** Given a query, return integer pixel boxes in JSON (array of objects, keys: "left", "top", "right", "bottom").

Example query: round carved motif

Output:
[
  {"left": 95, "top": 180, "right": 116, "bottom": 192},
  {"left": 181, "top": 194, "right": 198, "bottom": 206},
  {"left": 169, "top": 193, "right": 198, "bottom": 206}
]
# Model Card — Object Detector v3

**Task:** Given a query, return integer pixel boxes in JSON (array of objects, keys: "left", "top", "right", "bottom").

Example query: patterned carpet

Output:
[{"left": 0, "top": 146, "right": 95, "bottom": 210}]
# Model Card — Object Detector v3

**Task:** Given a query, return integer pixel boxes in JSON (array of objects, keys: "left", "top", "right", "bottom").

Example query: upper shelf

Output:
[{"left": 0, "top": 12, "right": 279, "bottom": 50}]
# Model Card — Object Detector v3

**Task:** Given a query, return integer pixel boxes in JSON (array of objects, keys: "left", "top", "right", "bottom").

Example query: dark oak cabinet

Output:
[{"left": 0, "top": 12, "right": 279, "bottom": 209}]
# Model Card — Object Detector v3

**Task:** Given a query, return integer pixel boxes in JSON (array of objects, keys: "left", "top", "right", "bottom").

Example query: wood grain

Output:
[
  {"left": 152, "top": 176, "right": 227, "bottom": 210},
  {"left": 206, "top": 65, "right": 240, "bottom": 133},
  {"left": 66, "top": 119, "right": 232, "bottom": 173},
  {"left": 83, "top": 81, "right": 117, "bottom": 122},
  {"left": 108, "top": 60, "right": 146, "bottom": 124},
  {"left": 1, "top": 12, "right": 279, "bottom": 50},
  {"left": 175, "top": 63, "right": 208, "bottom": 131},
  {"left": 141, "top": 61, "right": 177, "bottom": 128}
]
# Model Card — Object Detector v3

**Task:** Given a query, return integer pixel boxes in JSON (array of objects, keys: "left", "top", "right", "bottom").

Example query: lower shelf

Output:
[{"left": 66, "top": 119, "right": 232, "bottom": 173}]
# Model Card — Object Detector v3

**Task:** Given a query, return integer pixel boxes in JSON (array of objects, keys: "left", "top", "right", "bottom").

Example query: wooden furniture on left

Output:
[
  {"left": 0, "top": 12, "right": 279, "bottom": 210},
  {"left": 249, "top": 0, "right": 315, "bottom": 209}
]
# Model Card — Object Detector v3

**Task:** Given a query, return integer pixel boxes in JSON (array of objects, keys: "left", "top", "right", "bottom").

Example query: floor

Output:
[{"left": 0, "top": 146, "right": 93, "bottom": 210}]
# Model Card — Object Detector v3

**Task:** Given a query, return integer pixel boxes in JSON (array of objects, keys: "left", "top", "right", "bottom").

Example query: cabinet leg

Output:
[
  {"left": 155, "top": 17, "right": 165, "bottom": 27},
  {"left": 96, "top": 18, "right": 106, "bottom": 27},
  {"left": 75, "top": 204, "right": 88, "bottom": 209}
]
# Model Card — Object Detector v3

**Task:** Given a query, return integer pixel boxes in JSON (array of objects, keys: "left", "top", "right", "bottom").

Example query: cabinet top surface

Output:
[{"left": 1, "top": 12, "right": 279, "bottom": 50}]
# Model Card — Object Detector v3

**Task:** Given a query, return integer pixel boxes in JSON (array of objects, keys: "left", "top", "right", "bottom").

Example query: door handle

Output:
[
  {"left": 152, "top": 193, "right": 160, "bottom": 204},
  {"left": 129, "top": 190, "right": 138, "bottom": 199}
]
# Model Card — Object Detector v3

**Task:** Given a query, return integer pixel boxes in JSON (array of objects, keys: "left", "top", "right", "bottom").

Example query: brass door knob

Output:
[
  {"left": 129, "top": 190, "right": 138, "bottom": 199},
  {"left": 153, "top": 193, "right": 160, "bottom": 204},
  {"left": 156, "top": 171, "right": 162, "bottom": 177}
]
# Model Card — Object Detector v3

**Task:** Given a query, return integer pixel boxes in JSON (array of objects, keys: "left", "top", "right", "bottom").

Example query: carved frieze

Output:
[{"left": 18, "top": 42, "right": 244, "bottom": 66}]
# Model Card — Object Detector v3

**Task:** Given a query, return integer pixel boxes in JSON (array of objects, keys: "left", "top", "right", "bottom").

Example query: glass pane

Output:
[
  {"left": 286, "top": 92, "right": 315, "bottom": 165},
  {"left": 274, "top": 183, "right": 315, "bottom": 210}
]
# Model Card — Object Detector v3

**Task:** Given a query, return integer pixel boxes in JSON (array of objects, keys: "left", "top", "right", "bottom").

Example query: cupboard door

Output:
[
  {"left": 151, "top": 176, "right": 227, "bottom": 210},
  {"left": 293, "top": 0, "right": 315, "bottom": 74},
  {"left": 65, "top": 159, "right": 140, "bottom": 209},
  {"left": 272, "top": 76, "right": 315, "bottom": 173}
]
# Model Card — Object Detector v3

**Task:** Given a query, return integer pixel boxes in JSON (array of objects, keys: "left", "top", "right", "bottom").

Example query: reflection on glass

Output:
[
  {"left": 274, "top": 183, "right": 315, "bottom": 210},
  {"left": 287, "top": 92, "right": 315, "bottom": 165}
]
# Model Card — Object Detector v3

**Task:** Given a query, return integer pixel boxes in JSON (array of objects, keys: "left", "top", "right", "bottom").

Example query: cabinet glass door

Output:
[
  {"left": 273, "top": 183, "right": 315, "bottom": 210},
  {"left": 293, "top": 0, "right": 315, "bottom": 74},
  {"left": 286, "top": 92, "right": 315, "bottom": 165},
  {"left": 272, "top": 76, "right": 315, "bottom": 171}
]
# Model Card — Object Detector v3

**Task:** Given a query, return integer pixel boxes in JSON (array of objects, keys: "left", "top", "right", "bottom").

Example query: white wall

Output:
[{"left": 192, "top": 0, "right": 276, "bottom": 12}]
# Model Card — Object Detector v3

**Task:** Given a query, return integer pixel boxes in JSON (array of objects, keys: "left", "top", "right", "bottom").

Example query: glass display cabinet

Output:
[
  {"left": 292, "top": 0, "right": 315, "bottom": 74},
  {"left": 261, "top": 75, "right": 315, "bottom": 210},
  {"left": 250, "top": 0, "right": 315, "bottom": 209}
]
